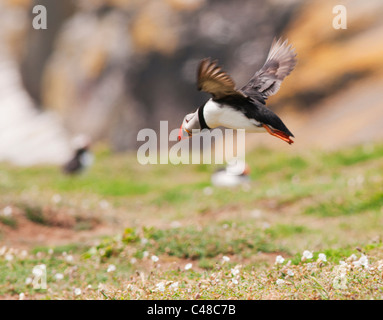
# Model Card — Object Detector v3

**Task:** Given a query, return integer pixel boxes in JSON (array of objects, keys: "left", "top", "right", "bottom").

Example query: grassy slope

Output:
[{"left": 0, "top": 142, "right": 383, "bottom": 299}]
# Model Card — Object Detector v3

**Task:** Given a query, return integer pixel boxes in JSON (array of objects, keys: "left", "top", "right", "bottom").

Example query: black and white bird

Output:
[
  {"left": 178, "top": 38, "right": 297, "bottom": 144},
  {"left": 62, "top": 135, "right": 93, "bottom": 175},
  {"left": 211, "top": 160, "right": 251, "bottom": 188}
]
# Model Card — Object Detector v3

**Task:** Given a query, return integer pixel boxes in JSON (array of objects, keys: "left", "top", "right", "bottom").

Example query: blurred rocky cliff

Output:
[
  {"left": 0, "top": 0, "right": 382, "bottom": 165},
  {"left": 0, "top": 0, "right": 300, "bottom": 163},
  {"left": 264, "top": 0, "right": 383, "bottom": 150}
]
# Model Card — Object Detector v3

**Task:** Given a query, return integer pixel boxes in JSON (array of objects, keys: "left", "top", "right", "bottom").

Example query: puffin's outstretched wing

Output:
[
  {"left": 241, "top": 38, "right": 297, "bottom": 100},
  {"left": 197, "top": 58, "right": 246, "bottom": 100}
]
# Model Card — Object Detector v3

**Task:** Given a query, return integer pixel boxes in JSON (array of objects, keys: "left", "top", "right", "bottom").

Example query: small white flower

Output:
[
  {"left": 318, "top": 253, "right": 327, "bottom": 262},
  {"left": 275, "top": 255, "right": 285, "bottom": 264},
  {"left": 51, "top": 194, "right": 62, "bottom": 204},
  {"left": 353, "top": 254, "right": 369, "bottom": 268},
  {"left": 170, "top": 282, "right": 179, "bottom": 291},
  {"left": 107, "top": 264, "right": 116, "bottom": 273},
  {"left": 65, "top": 255, "right": 74, "bottom": 263},
  {"left": 302, "top": 250, "right": 313, "bottom": 260},
  {"left": 99, "top": 200, "right": 109, "bottom": 209},
  {"left": 5, "top": 253, "right": 13, "bottom": 261},
  {"left": 338, "top": 263, "right": 348, "bottom": 273},
  {"left": 25, "top": 277, "right": 33, "bottom": 285},
  {"left": 185, "top": 263, "right": 193, "bottom": 270},
  {"left": 32, "top": 265, "right": 45, "bottom": 277},
  {"left": 359, "top": 254, "right": 368, "bottom": 267},
  {"left": 333, "top": 263, "right": 349, "bottom": 290},
  {"left": 130, "top": 257, "right": 137, "bottom": 264},
  {"left": 2, "top": 206, "right": 13, "bottom": 217},
  {"left": 287, "top": 269, "right": 294, "bottom": 277},
  {"left": 19, "top": 293, "right": 25, "bottom": 300},
  {"left": 231, "top": 268, "right": 240, "bottom": 276},
  {"left": 348, "top": 254, "right": 358, "bottom": 261},
  {"left": 156, "top": 282, "right": 165, "bottom": 292},
  {"left": 74, "top": 288, "right": 82, "bottom": 296},
  {"left": 250, "top": 209, "right": 262, "bottom": 218},
  {"left": 55, "top": 273, "right": 64, "bottom": 280},
  {"left": 352, "top": 260, "right": 361, "bottom": 267},
  {"left": 232, "top": 278, "right": 238, "bottom": 285},
  {"left": 151, "top": 255, "right": 159, "bottom": 262},
  {"left": 142, "top": 251, "right": 149, "bottom": 258},
  {"left": 222, "top": 256, "right": 230, "bottom": 262},
  {"left": 276, "top": 279, "right": 285, "bottom": 286}
]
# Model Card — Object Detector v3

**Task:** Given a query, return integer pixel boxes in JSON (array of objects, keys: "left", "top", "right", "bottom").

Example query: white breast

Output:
[
  {"left": 203, "top": 99, "right": 266, "bottom": 133},
  {"left": 211, "top": 171, "right": 250, "bottom": 187},
  {"left": 80, "top": 151, "right": 94, "bottom": 168}
]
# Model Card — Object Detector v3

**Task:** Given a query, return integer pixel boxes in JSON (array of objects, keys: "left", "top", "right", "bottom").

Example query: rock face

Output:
[
  {"left": 0, "top": 48, "right": 71, "bottom": 165},
  {"left": 37, "top": 0, "right": 299, "bottom": 151},
  {"left": 0, "top": 1, "right": 71, "bottom": 166},
  {"left": 253, "top": 0, "right": 383, "bottom": 150}
]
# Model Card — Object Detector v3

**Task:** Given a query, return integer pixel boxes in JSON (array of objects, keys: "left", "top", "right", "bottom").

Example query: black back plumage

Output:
[
  {"left": 62, "top": 147, "right": 88, "bottom": 175},
  {"left": 215, "top": 94, "right": 294, "bottom": 137}
]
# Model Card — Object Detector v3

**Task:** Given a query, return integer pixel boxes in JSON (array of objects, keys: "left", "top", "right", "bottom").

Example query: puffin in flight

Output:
[{"left": 178, "top": 38, "right": 297, "bottom": 144}]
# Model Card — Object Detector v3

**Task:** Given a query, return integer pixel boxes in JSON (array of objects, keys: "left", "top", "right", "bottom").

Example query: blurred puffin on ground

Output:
[
  {"left": 211, "top": 159, "right": 251, "bottom": 188},
  {"left": 62, "top": 134, "right": 94, "bottom": 175}
]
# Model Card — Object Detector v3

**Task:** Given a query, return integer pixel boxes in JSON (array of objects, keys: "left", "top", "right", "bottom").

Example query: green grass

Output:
[
  {"left": 304, "top": 186, "right": 383, "bottom": 217},
  {"left": 0, "top": 141, "right": 383, "bottom": 299},
  {"left": 141, "top": 224, "right": 281, "bottom": 259},
  {"left": 265, "top": 224, "right": 310, "bottom": 238},
  {"left": 323, "top": 143, "right": 383, "bottom": 167},
  {"left": 0, "top": 215, "right": 18, "bottom": 228},
  {"left": 22, "top": 204, "right": 46, "bottom": 225}
]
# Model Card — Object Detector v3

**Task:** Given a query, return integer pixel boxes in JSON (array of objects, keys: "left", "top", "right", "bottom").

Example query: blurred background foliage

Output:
[{"left": 0, "top": 0, "right": 382, "bottom": 165}]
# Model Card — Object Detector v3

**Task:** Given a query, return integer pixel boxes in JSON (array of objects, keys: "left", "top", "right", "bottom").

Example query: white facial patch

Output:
[{"left": 184, "top": 111, "right": 200, "bottom": 132}]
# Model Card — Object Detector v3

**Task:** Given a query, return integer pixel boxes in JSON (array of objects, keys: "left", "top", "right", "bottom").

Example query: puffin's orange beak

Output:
[
  {"left": 262, "top": 124, "right": 294, "bottom": 144},
  {"left": 178, "top": 124, "right": 184, "bottom": 141},
  {"left": 178, "top": 125, "right": 192, "bottom": 141}
]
